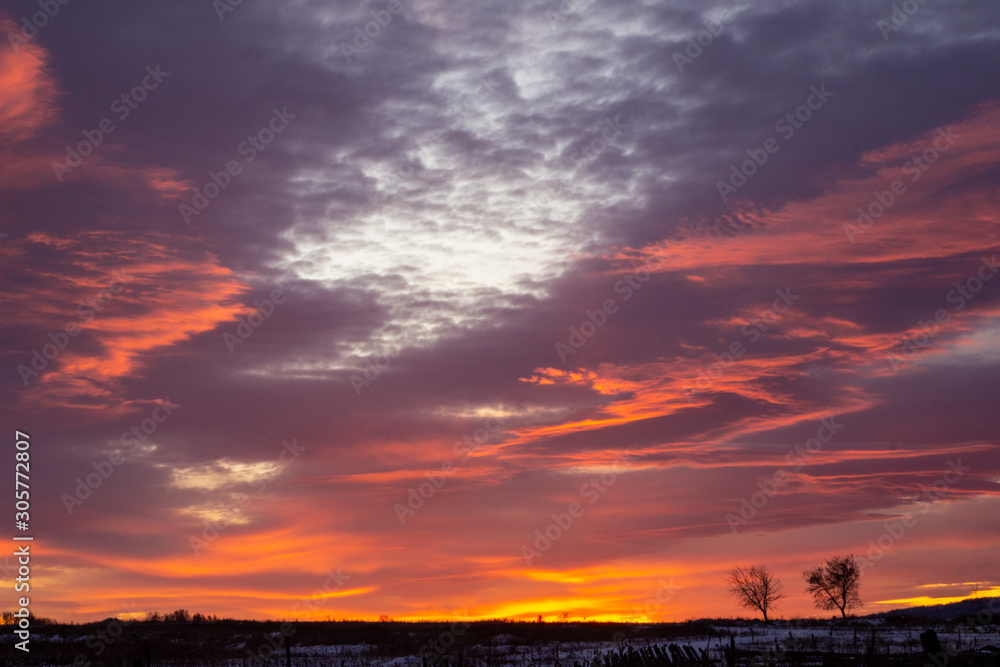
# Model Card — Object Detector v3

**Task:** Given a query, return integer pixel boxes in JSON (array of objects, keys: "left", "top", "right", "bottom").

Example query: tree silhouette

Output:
[
  {"left": 803, "top": 554, "right": 862, "bottom": 618},
  {"left": 165, "top": 609, "right": 191, "bottom": 623},
  {"left": 728, "top": 564, "right": 783, "bottom": 622}
]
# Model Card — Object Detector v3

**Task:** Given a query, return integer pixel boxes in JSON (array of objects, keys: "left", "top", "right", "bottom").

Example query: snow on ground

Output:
[
  {"left": 285, "top": 624, "right": 1000, "bottom": 667},
  {"left": 5, "top": 621, "right": 999, "bottom": 666}
]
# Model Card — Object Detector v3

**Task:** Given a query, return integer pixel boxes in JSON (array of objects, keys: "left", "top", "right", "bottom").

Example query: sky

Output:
[{"left": 1, "top": 0, "right": 999, "bottom": 624}]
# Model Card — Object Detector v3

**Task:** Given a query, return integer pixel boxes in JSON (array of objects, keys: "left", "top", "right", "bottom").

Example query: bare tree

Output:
[
  {"left": 803, "top": 554, "right": 862, "bottom": 618},
  {"left": 728, "top": 564, "right": 784, "bottom": 622},
  {"left": 972, "top": 583, "right": 986, "bottom": 613}
]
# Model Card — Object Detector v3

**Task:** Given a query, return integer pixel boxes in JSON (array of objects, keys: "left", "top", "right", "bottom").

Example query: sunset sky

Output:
[{"left": 2, "top": 0, "right": 1000, "bottom": 623}]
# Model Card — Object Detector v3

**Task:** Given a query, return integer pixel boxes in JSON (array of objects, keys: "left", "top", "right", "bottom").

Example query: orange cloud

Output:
[
  {"left": 0, "top": 15, "right": 192, "bottom": 197},
  {"left": 8, "top": 232, "right": 248, "bottom": 411},
  {"left": 0, "top": 17, "right": 61, "bottom": 144},
  {"left": 612, "top": 102, "right": 1000, "bottom": 275}
]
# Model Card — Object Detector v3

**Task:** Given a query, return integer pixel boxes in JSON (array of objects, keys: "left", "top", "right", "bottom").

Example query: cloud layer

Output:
[{"left": 2, "top": 0, "right": 999, "bottom": 622}]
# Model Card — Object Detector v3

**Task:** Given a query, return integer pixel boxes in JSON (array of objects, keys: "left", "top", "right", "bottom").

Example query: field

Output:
[{"left": 2, "top": 615, "right": 999, "bottom": 667}]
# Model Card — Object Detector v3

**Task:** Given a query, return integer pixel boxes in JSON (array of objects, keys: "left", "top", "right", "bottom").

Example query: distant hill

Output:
[{"left": 869, "top": 597, "right": 1000, "bottom": 621}]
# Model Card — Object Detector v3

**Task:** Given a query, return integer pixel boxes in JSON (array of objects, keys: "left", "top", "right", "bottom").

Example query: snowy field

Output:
[
  {"left": 3, "top": 619, "right": 999, "bottom": 666},
  {"left": 284, "top": 622, "right": 1000, "bottom": 667},
  {"left": 233, "top": 621, "right": 1000, "bottom": 667}
]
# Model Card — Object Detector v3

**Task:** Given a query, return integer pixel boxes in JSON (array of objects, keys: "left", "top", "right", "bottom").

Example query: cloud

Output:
[{"left": 4, "top": 0, "right": 1000, "bottom": 623}]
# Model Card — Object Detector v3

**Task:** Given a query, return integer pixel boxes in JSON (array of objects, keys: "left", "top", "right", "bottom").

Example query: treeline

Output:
[
  {"left": 0, "top": 609, "right": 220, "bottom": 625},
  {"left": 141, "top": 609, "right": 221, "bottom": 623}
]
